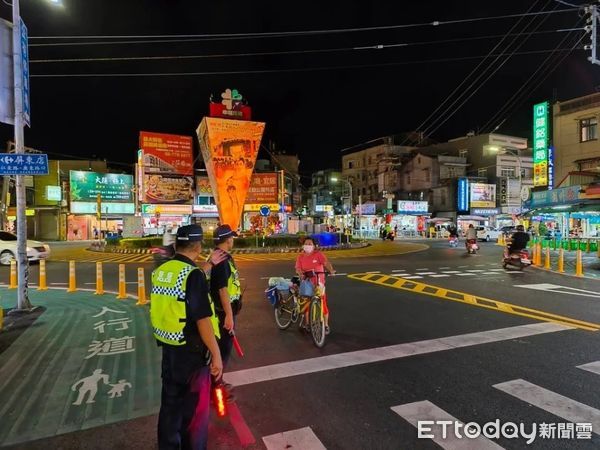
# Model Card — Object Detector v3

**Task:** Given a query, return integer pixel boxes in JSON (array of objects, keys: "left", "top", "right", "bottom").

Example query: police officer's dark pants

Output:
[
  {"left": 216, "top": 310, "right": 235, "bottom": 370},
  {"left": 158, "top": 346, "right": 211, "bottom": 450}
]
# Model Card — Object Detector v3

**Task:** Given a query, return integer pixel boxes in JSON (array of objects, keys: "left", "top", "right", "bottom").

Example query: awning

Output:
[
  {"left": 428, "top": 217, "right": 453, "bottom": 223},
  {"left": 457, "top": 215, "right": 487, "bottom": 221}
]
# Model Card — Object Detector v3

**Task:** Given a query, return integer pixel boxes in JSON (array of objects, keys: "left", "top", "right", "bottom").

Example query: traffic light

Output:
[{"left": 96, "top": 194, "right": 101, "bottom": 220}]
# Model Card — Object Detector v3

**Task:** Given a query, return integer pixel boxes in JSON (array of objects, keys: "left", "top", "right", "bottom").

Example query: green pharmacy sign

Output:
[
  {"left": 69, "top": 171, "right": 134, "bottom": 203},
  {"left": 532, "top": 101, "right": 549, "bottom": 187}
]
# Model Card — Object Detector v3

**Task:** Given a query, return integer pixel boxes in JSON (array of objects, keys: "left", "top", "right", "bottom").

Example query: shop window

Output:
[
  {"left": 347, "top": 160, "right": 355, "bottom": 169},
  {"left": 580, "top": 118, "right": 598, "bottom": 142}
]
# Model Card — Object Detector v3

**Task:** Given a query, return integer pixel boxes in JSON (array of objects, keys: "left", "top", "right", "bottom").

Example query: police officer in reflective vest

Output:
[
  {"left": 208, "top": 225, "right": 242, "bottom": 374},
  {"left": 151, "top": 224, "right": 226, "bottom": 450}
]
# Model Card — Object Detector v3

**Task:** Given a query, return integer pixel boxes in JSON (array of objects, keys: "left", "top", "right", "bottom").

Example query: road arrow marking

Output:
[{"left": 514, "top": 283, "right": 600, "bottom": 299}]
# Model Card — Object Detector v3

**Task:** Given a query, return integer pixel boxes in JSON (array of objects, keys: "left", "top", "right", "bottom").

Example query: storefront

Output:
[
  {"left": 141, "top": 204, "right": 192, "bottom": 236},
  {"left": 242, "top": 203, "right": 281, "bottom": 233},
  {"left": 392, "top": 201, "right": 430, "bottom": 236},
  {"left": 192, "top": 204, "right": 219, "bottom": 234},
  {"left": 68, "top": 171, "right": 135, "bottom": 240}
]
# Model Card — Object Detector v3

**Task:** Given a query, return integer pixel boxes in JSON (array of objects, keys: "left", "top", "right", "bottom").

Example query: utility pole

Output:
[
  {"left": 586, "top": 3, "right": 600, "bottom": 66},
  {"left": 11, "top": 0, "right": 31, "bottom": 311}
]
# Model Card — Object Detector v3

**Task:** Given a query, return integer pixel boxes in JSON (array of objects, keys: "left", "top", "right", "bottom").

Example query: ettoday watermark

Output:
[{"left": 418, "top": 420, "right": 593, "bottom": 444}]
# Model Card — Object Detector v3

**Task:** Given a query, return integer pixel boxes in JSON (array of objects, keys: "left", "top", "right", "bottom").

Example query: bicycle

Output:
[{"left": 268, "top": 272, "right": 331, "bottom": 348}]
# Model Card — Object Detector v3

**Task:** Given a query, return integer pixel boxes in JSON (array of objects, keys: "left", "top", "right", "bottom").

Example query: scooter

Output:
[
  {"left": 448, "top": 236, "right": 458, "bottom": 247},
  {"left": 466, "top": 239, "right": 479, "bottom": 255},
  {"left": 502, "top": 247, "right": 532, "bottom": 270}
]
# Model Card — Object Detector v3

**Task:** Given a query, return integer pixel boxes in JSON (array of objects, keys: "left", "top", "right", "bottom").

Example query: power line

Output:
[
  {"left": 29, "top": 7, "right": 579, "bottom": 41},
  {"left": 29, "top": 48, "right": 584, "bottom": 78},
  {"left": 29, "top": 28, "right": 582, "bottom": 64},
  {"left": 482, "top": 24, "right": 586, "bottom": 133},
  {"left": 419, "top": 0, "right": 552, "bottom": 140}
]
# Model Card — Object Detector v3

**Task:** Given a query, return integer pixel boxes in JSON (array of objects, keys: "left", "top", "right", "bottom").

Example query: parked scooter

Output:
[
  {"left": 502, "top": 247, "right": 532, "bottom": 270},
  {"left": 466, "top": 239, "right": 479, "bottom": 255}
]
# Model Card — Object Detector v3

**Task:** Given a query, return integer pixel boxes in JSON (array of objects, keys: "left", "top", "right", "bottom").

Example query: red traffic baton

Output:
[{"left": 231, "top": 331, "right": 244, "bottom": 357}]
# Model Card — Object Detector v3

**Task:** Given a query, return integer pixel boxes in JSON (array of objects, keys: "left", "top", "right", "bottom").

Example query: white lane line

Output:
[
  {"left": 441, "top": 271, "right": 461, "bottom": 274},
  {"left": 263, "top": 427, "right": 326, "bottom": 450},
  {"left": 466, "top": 269, "right": 485, "bottom": 272},
  {"left": 577, "top": 361, "right": 600, "bottom": 375},
  {"left": 390, "top": 273, "right": 409, "bottom": 277},
  {"left": 226, "top": 323, "right": 570, "bottom": 387},
  {"left": 455, "top": 273, "right": 477, "bottom": 276},
  {"left": 392, "top": 401, "right": 504, "bottom": 450},
  {"left": 506, "top": 271, "right": 525, "bottom": 274},
  {"left": 414, "top": 272, "right": 437, "bottom": 275},
  {"left": 392, "top": 269, "right": 407, "bottom": 272},
  {"left": 493, "top": 379, "right": 600, "bottom": 434},
  {"left": 429, "top": 274, "right": 450, "bottom": 278},
  {"left": 366, "top": 271, "right": 381, "bottom": 274},
  {"left": 403, "top": 275, "right": 424, "bottom": 279},
  {"left": 416, "top": 268, "right": 429, "bottom": 271},
  {"left": 50, "top": 282, "right": 68, "bottom": 285}
]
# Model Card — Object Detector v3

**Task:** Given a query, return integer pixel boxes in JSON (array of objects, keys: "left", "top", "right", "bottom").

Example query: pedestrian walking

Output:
[
  {"left": 208, "top": 225, "right": 242, "bottom": 399},
  {"left": 151, "top": 224, "right": 226, "bottom": 450}
]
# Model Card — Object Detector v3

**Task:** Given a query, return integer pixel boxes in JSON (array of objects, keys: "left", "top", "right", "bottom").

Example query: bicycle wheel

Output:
[
  {"left": 309, "top": 297, "right": 326, "bottom": 348},
  {"left": 274, "top": 293, "right": 294, "bottom": 330}
]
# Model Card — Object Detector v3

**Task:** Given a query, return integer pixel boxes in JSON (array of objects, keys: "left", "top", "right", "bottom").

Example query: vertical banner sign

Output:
[
  {"left": 19, "top": 18, "right": 30, "bottom": 127},
  {"left": 532, "top": 101, "right": 549, "bottom": 187},
  {"left": 457, "top": 178, "right": 469, "bottom": 212},
  {"left": 197, "top": 117, "right": 265, "bottom": 231},
  {"left": 548, "top": 146, "right": 554, "bottom": 190}
]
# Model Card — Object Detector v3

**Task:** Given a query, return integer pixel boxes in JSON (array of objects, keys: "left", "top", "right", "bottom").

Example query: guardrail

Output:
[{"left": 529, "top": 237, "right": 600, "bottom": 254}]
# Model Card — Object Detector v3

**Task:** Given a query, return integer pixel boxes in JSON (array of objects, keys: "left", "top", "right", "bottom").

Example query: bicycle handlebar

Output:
[{"left": 303, "top": 270, "right": 334, "bottom": 277}]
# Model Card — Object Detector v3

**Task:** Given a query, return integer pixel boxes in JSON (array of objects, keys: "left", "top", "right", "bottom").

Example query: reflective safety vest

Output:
[
  {"left": 207, "top": 254, "right": 242, "bottom": 304},
  {"left": 150, "top": 259, "right": 220, "bottom": 346}
]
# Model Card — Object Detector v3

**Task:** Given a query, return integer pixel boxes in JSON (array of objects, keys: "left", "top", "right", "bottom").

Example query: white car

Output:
[
  {"left": 0, "top": 231, "right": 51, "bottom": 265},
  {"left": 476, "top": 226, "right": 502, "bottom": 242}
]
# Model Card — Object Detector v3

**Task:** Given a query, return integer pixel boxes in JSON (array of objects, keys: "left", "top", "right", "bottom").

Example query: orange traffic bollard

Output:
[
  {"left": 117, "top": 264, "right": 127, "bottom": 299},
  {"left": 576, "top": 249, "right": 584, "bottom": 277},
  {"left": 544, "top": 246, "right": 551, "bottom": 270},
  {"left": 536, "top": 243, "right": 543, "bottom": 266},
  {"left": 9, "top": 260, "right": 16, "bottom": 289},
  {"left": 136, "top": 267, "right": 147, "bottom": 305},
  {"left": 38, "top": 259, "right": 48, "bottom": 291},
  {"left": 558, "top": 248, "right": 565, "bottom": 273},
  {"left": 67, "top": 260, "right": 76, "bottom": 293},
  {"left": 95, "top": 262, "right": 104, "bottom": 295}
]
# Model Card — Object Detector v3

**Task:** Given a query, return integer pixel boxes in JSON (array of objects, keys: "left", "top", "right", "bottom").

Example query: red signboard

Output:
[
  {"left": 209, "top": 103, "right": 252, "bottom": 121},
  {"left": 139, "top": 131, "right": 194, "bottom": 176},
  {"left": 246, "top": 173, "right": 278, "bottom": 204}
]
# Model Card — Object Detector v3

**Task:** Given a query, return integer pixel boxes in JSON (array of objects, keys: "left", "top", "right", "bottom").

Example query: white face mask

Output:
[{"left": 303, "top": 245, "right": 314, "bottom": 254}]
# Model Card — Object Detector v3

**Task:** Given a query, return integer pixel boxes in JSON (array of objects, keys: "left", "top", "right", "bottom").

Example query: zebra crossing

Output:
[
  {"left": 260, "top": 361, "right": 600, "bottom": 449},
  {"left": 387, "top": 263, "right": 525, "bottom": 279}
]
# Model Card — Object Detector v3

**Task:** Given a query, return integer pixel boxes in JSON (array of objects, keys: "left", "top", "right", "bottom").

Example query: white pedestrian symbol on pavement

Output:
[
  {"left": 92, "top": 307, "right": 127, "bottom": 318},
  {"left": 108, "top": 379, "right": 132, "bottom": 398},
  {"left": 71, "top": 369, "right": 109, "bottom": 405},
  {"left": 85, "top": 336, "right": 135, "bottom": 359}
]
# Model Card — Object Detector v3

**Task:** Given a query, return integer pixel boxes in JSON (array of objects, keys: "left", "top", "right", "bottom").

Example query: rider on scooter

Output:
[
  {"left": 508, "top": 225, "right": 530, "bottom": 255},
  {"left": 465, "top": 224, "right": 477, "bottom": 250}
]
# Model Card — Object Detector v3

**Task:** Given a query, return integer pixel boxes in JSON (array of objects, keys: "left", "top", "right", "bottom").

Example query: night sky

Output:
[{"left": 0, "top": 0, "right": 597, "bottom": 178}]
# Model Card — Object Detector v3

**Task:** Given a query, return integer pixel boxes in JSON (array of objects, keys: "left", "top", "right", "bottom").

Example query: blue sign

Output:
[
  {"left": 457, "top": 178, "right": 469, "bottom": 212},
  {"left": 0, "top": 153, "right": 48, "bottom": 175},
  {"left": 259, "top": 205, "right": 271, "bottom": 217},
  {"left": 530, "top": 185, "right": 580, "bottom": 208},
  {"left": 19, "top": 19, "right": 30, "bottom": 127}
]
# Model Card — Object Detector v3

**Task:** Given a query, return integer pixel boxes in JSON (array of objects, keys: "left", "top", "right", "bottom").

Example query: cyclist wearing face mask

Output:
[{"left": 295, "top": 237, "right": 336, "bottom": 334}]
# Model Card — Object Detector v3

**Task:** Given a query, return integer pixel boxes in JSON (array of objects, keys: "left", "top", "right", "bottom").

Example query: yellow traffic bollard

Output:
[
  {"left": 532, "top": 243, "right": 538, "bottom": 266},
  {"left": 544, "top": 246, "right": 551, "bottom": 270},
  {"left": 136, "top": 267, "right": 147, "bottom": 305},
  {"left": 67, "top": 260, "right": 76, "bottom": 293},
  {"left": 38, "top": 259, "right": 48, "bottom": 291},
  {"left": 117, "top": 264, "right": 127, "bottom": 299},
  {"left": 9, "top": 260, "right": 17, "bottom": 289},
  {"left": 0, "top": 306, "right": 3, "bottom": 332},
  {"left": 536, "top": 243, "right": 543, "bottom": 266},
  {"left": 497, "top": 234, "right": 504, "bottom": 246},
  {"left": 95, "top": 262, "right": 104, "bottom": 295},
  {"left": 558, "top": 248, "right": 565, "bottom": 273},
  {"left": 576, "top": 249, "right": 584, "bottom": 277}
]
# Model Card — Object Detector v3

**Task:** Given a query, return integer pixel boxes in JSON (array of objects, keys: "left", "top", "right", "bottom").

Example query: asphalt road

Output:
[{"left": 4, "top": 240, "right": 600, "bottom": 449}]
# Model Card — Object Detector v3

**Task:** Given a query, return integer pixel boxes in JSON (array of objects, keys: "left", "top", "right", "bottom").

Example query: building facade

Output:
[{"left": 553, "top": 93, "right": 600, "bottom": 188}]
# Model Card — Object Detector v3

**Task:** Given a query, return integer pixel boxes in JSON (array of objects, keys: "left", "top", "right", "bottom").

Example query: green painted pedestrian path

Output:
[{"left": 0, "top": 289, "right": 161, "bottom": 447}]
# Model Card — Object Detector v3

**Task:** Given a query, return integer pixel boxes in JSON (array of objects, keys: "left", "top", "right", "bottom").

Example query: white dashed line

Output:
[
  {"left": 455, "top": 273, "right": 477, "bottom": 276},
  {"left": 403, "top": 275, "right": 424, "bottom": 279},
  {"left": 429, "top": 274, "right": 451, "bottom": 278}
]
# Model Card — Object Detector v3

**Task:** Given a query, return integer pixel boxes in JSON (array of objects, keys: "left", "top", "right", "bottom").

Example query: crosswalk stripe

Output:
[
  {"left": 441, "top": 271, "right": 461, "bottom": 274},
  {"left": 391, "top": 401, "right": 504, "bottom": 449},
  {"left": 493, "top": 379, "right": 600, "bottom": 434},
  {"left": 430, "top": 274, "right": 450, "bottom": 278},
  {"left": 403, "top": 275, "right": 423, "bottom": 279},
  {"left": 577, "top": 361, "right": 600, "bottom": 376},
  {"left": 455, "top": 273, "right": 477, "bottom": 276},
  {"left": 262, "top": 427, "right": 326, "bottom": 450}
]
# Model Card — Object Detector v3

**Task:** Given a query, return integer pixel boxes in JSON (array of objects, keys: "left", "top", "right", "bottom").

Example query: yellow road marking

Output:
[{"left": 348, "top": 273, "right": 600, "bottom": 332}]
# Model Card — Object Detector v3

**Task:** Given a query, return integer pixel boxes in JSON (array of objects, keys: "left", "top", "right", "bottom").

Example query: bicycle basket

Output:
[
  {"left": 299, "top": 279, "right": 314, "bottom": 297},
  {"left": 265, "top": 286, "right": 280, "bottom": 306}
]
